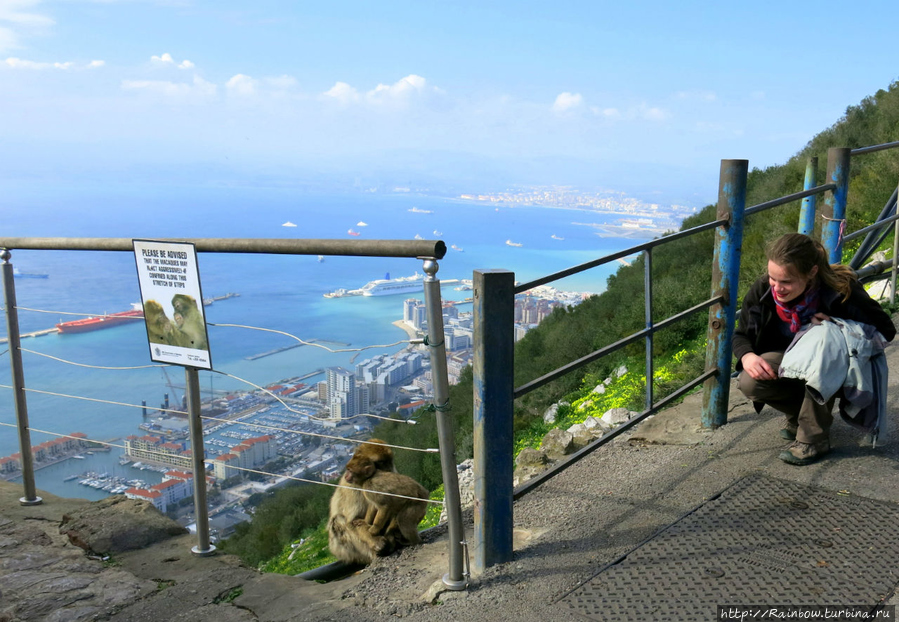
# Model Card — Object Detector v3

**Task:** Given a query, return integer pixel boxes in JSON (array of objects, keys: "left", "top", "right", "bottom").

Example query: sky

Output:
[{"left": 2, "top": 0, "right": 898, "bottom": 202}]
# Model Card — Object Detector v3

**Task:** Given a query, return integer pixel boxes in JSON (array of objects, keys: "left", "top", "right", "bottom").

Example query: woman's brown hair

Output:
[{"left": 766, "top": 233, "right": 856, "bottom": 301}]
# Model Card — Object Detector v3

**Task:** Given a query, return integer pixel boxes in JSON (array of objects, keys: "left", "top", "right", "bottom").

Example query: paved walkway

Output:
[{"left": 2, "top": 333, "right": 899, "bottom": 621}]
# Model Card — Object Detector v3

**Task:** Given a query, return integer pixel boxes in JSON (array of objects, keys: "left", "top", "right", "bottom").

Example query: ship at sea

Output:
[
  {"left": 324, "top": 273, "right": 424, "bottom": 298},
  {"left": 13, "top": 267, "right": 49, "bottom": 278},
  {"left": 56, "top": 305, "right": 144, "bottom": 334}
]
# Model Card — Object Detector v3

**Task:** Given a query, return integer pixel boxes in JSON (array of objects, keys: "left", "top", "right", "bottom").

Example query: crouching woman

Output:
[{"left": 733, "top": 233, "right": 896, "bottom": 465}]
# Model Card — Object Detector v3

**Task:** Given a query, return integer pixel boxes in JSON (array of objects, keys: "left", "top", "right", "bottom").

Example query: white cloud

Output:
[
  {"left": 366, "top": 74, "right": 441, "bottom": 103},
  {"left": 150, "top": 53, "right": 194, "bottom": 70},
  {"left": 590, "top": 106, "right": 620, "bottom": 118},
  {"left": 0, "top": 0, "right": 54, "bottom": 53},
  {"left": 226, "top": 73, "right": 256, "bottom": 96},
  {"left": 640, "top": 104, "right": 670, "bottom": 121},
  {"left": 552, "top": 92, "right": 583, "bottom": 113},
  {"left": 122, "top": 74, "right": 217, "bottom": 99},
  {"left": 3, "top": 56, "right": 98, "bottom": 70},
  {"left": 323, "top": 81, "right": 359, "bottom": 104}
]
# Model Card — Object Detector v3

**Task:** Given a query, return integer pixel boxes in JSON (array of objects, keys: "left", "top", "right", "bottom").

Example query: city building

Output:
[{"left": 212, "top": 435, "right": 277, "bottom": 480}]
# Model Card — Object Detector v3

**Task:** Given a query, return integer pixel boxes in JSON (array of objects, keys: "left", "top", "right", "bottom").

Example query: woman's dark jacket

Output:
[{"left": 733, "top": 274, "right": 897, "bottom": 371}]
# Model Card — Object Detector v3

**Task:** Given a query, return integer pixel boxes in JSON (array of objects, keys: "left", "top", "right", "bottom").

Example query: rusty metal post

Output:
[
  {"left": 185, "top": 367, "right": 215, "bottom": 556},
  {"left": 822, "top": 148, "right": 851, "bottom": 262},
  {"left": 472, "top": 269, "right": 515, "bottom": 572},
  {"left": 798, "top": 157, "right": 818, "bottom": 236},
  {"left": 1, "top": 251, "right": 42, "bottom": 506},
  {"left": 701, "top": 160, "right": 748, "bottom": 428}
]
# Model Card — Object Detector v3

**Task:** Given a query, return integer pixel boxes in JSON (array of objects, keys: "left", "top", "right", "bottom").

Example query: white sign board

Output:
[{"left": 133, "top": 240, "right": 212, "bottom": 370}]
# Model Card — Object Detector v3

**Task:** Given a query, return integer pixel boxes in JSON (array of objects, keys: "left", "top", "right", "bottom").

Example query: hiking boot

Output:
[
  {"left": 779, "top": 423, "right": 798, "bottom": 441},
  {"left": 779, "top": 440, "right": 830, "bottom": 466}
]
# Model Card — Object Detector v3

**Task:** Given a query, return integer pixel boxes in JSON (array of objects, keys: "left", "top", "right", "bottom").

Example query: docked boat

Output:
[{"left": 56, "top": 305, "right": 144, "bottom": 334}]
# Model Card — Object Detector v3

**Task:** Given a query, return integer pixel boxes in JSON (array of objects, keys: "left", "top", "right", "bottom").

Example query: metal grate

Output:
[{"left": 559, "top": 474, "right": 899, "bottom": 621}]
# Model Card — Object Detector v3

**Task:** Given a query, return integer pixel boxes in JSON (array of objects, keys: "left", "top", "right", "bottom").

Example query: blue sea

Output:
[{"left": 0, "top": 184, "right": 640, "bottom": 500}]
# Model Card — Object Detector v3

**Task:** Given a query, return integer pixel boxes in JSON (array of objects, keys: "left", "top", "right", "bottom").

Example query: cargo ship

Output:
[{"left": 56, "top": 306, "right": 144, "bottom": 334}]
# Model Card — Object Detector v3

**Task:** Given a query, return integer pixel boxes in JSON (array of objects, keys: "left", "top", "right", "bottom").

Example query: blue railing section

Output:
[{"left": 471, "top": 143, "right": 899, "bottom": 571}]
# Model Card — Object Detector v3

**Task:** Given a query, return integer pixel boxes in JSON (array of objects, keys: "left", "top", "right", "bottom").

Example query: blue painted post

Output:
[
  {"left": 822, "top": 148, "right": 851, "bottom": 262},
  {"left": 701, "top": 159, "right": 748, "bottom": 429},
  {"left": 472, "top": 269, "right": 515, "bottom": 572},
  {"left": 798, "top": 157, "right": 818, "bottom": 236}
]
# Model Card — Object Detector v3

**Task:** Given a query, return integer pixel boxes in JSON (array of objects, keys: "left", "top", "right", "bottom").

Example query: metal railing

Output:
[
  {"left": 0, "top": 237, "right": 469, "bottom": 589},
  {"left": 471, "top": 142, "right": 899, "bottom": 571}
]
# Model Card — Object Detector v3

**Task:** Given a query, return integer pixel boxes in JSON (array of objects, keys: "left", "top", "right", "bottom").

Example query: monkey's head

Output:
[
  {"left": 172, "top": 294, "right": 199, "bottom": 316},
  {"left": 343, "top": 459, "right": 376, "bottom": 485},
  {"left": 143, "top": 300, "right": 172, "bottom": 342},
  {"left": 343, "top": 439, "right": 394, "bottom": 484}
]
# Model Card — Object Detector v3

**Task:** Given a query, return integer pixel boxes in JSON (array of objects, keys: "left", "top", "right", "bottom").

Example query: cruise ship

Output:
[{"left": 360, "top": 273, "right": 425, "bottom": 296}]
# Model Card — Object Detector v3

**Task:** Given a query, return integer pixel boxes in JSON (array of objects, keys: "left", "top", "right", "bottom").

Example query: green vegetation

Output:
[{"left": 221, "top": 79, "right": 899, "bottom": 573}]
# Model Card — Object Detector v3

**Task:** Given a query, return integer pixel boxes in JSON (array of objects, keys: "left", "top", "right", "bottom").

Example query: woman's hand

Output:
[
  {"left": 741, "top": 352, "right": 776, "bottom": 381},
  {"left": 811, "top": 312, "right": 831, "bottom": 325}
]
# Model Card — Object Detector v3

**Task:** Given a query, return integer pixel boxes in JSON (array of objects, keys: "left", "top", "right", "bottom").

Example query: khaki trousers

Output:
[{"left": 737, "top": 351, "right": 835, "bottom": 444}]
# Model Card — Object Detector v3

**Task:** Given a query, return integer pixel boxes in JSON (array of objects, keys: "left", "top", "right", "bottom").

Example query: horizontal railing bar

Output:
[
  {"left": 0, "top": 237, "right": 447, "bottom": 259},
  {"left": 843, "top": 212, "right": 899, "bottom": 242},
  {"left": 513, "top": 295, "right": 722, "bottom": 399},
  {"left": 856, "top": 257, "right": 895, "bottom": 281},
  {"left": 514, "top": 218, "right": 726, "bottom": 293},
  {"left": 744, "top": 184, "right": 836, "bottom": 217},
  {"left": 851, "top": 141, "right": 899, "bottom": 156},
  {"left": 513, "top": 367, "right": 718, "bottom": 500}
]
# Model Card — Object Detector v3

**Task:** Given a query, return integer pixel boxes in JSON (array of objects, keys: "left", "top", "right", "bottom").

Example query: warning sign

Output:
[{"left": 133, "top": 240, "right": 212, "bottom": 370}]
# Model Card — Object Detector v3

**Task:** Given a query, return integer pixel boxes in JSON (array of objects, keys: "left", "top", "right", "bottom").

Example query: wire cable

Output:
[
  {"left": 208, "top": 322, "right": 409, "bottom": 353},
  {"left": 20, "top": 349, "right": 167, "bottom": 370},
  {"left": 0, "top": 422, "right": 443, "bottom": 505},
  {"left": 212, "top": 369, "right": 417, "bottom": 425}
]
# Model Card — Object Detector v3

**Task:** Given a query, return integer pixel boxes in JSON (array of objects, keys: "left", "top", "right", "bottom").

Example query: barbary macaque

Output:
[
  {"left": 328, "top": 440, "right": 398, "bottom": 564},
  {"left": 143, "top": 300, "right": 173, "bottom": 345},
  {"left": 169, "top": 294, "right": 207, "bottom": 350},
  {"left": 361, "top": 470, "right": 429, "bottom": 545}
]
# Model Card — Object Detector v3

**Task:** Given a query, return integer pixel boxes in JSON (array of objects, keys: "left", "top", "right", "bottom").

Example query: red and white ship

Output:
[{"left": 56, "top": 307, "right": 144, "bottom": 334}]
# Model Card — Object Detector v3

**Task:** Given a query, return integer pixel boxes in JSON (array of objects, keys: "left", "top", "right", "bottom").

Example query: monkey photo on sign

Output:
[
  {"left": 169, "top": 294, "right": 208, "bottom": 350},
  {"left": 143, "top": 300, "right": 174, "bottom": 345},
  {"left": 328, "top": 439, "right": 402, "bottom": 564}
]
